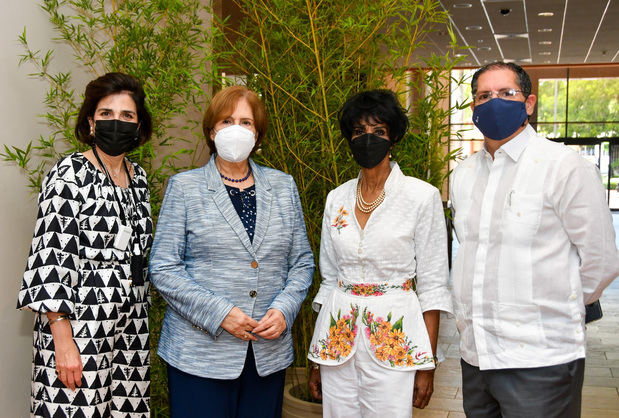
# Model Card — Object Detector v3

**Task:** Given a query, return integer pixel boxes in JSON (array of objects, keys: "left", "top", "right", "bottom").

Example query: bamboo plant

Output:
[{"left": 217, "top": 0, "right": 468, "bottom": 401}]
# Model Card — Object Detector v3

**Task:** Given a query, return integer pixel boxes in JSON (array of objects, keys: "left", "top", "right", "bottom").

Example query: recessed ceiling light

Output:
[
  {"left": 538, "top": 28, "right": 552, "bottom": 32},
  {"left": 539, "top": 41, "right": 552, "bottom": 45},
  {"left": 538, "top": 12, "right": 554, "bottom": 17},
  {"left": 539, "top": 52, "right": 552, "bottom": 55},
  {"left": 504, "top": 58, "right": 532, "bottom": 63},
  {"left": 453, "top": 3, "right": 473, "bottom": 8},
  {"left": 466, "top": 26, "right": 483, "bottom": 31},
  {"left": 495, "top": 33, "right": 529, "bottom": 39},
  {"left": 478, "top": 46, "right": 492, "bottom": 51}
]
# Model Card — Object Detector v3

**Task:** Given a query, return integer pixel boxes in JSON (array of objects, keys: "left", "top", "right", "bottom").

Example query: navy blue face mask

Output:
[{"left": 473, "top": 98, "right": 528, "bottom": 141}]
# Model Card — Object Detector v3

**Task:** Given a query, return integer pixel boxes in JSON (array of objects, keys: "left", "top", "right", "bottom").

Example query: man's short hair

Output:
[{"left": 471, "top": 62, "right": 532, "bottom": 99}]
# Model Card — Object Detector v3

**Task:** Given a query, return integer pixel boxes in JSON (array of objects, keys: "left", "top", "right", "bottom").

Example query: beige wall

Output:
[
  {"left": 2, "top": 3, "right": 214, "bottom": 415},
  {"left": 0, "top": 2, "right": 83, "bottom": 415}
]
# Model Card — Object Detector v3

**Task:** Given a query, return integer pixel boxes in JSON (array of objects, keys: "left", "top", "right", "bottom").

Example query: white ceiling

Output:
[{"left": 425, "top": 0, "right": 618, "bottom": 66}]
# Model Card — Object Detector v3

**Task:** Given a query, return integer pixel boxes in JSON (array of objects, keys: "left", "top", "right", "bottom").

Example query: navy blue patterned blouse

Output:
[{"left": 225, "top": 184, "right": 257, "bottom": 242}]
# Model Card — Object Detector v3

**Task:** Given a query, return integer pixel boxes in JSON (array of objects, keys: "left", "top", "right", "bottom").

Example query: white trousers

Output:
[{"left": 320, "top": 340, "right": 416, "bottom": 418}]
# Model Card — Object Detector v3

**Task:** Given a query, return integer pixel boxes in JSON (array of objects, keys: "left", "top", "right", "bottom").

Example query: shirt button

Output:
[
  {"left": 249, "top": 290, "right": 257, "bottom": 298},
  {"left": 576, "top": 328, "right": 582, "bottom": 334},
  {"left": 358, "top": 248, "right": 363, "bottom": 254},
  {"left": 251, "top": 260, "right": 258, "bottom": 269},
  {"left": 569, "top": 293, "right": 577, "bottom": 301}
]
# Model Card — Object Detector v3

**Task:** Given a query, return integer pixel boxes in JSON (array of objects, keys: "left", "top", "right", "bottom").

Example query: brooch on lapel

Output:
[{"left": 331, "top": 206, "right": 349, "bottom": 234}]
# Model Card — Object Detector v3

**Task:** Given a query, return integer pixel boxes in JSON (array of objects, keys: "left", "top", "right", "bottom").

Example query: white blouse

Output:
[{"left": 309, "top": 163, "right": 452, "bottom": 370}]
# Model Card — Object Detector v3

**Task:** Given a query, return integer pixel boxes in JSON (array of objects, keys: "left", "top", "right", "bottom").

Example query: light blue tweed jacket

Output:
[{"left": 149, "top": 155, "right": 314, "bottom": 379}]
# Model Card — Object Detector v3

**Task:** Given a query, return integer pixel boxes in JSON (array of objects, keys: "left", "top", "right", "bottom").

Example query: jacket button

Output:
[
  {"left": 251, "top": 260, "right": 258, "bottom": 269},
  {"left": 249, "top": 290, "right": 257, "bottom": 298}
]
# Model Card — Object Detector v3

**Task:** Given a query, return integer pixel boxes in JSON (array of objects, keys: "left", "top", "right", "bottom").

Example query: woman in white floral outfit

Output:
[{"left": 308, "top": 90, "right": 452, "bottom": 417}]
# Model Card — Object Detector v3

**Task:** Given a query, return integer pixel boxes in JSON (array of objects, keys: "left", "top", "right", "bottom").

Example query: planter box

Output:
[{"left": 282, "top": 383, "right": 323, "bottom": 418}]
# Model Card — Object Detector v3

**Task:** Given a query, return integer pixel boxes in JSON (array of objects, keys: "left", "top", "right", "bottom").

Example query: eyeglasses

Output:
[{"left": 474, "top": 88, "right": 523, "bottom": 103}]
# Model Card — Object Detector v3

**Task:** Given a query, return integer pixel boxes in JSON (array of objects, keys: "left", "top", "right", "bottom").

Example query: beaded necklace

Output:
[{"left": 219, "top": 165, "right": 252, "bottom": 183}]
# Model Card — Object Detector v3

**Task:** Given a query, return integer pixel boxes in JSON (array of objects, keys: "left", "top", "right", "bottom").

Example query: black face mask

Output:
[
  {"left": 94, "top": 119, "right": 139, "bottom": 156},
  {"left": 349, "top": 133, "right": 391, "bottom": 168}
]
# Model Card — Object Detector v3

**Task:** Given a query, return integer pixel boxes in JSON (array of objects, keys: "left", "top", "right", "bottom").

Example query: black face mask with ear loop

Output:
[
  {"left": 94, "top": 119, "right": 139, "bottom": 156},
  {"left": 349, "top": 133, "right": 391, "bottom": 168}
]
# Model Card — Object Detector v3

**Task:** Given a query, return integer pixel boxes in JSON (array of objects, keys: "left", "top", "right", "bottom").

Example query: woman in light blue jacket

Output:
[{"left": 149, "top": 85, "right": 314, "bottom": 417}]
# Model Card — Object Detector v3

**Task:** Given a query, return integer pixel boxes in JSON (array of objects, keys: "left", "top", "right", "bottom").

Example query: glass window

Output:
[
  {"left": 537, "top": 77, "right": 618, "bottom": 138},
  {"left": 449, "top": 69, "right": 481, "bottom": 167},
  {"left": 537, "top": 78, "right": 567, "bottom": 138}
]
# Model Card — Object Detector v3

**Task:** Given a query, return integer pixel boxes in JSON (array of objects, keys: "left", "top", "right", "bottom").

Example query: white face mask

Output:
[{"left": 213, "top": 125, "right": 256, "bottom": 162}]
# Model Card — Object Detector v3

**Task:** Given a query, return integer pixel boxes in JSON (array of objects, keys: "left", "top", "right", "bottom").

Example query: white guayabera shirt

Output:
[{"left": 450, "top": 124, "right": 619, "bottom": 371}]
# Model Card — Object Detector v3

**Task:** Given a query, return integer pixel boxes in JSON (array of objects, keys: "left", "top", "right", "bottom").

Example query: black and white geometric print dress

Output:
[{"left": 16, "top": 153, "right": 153, "bottom": 418}]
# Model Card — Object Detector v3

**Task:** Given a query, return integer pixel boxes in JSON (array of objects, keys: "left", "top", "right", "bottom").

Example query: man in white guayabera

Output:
[{"left": 450, "top": 61, "right": 619, "bottom": 418}]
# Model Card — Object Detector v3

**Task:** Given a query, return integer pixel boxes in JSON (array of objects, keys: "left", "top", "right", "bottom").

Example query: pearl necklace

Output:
[{"left": 356, "top": 180, "right": 385, "bottom": 213}]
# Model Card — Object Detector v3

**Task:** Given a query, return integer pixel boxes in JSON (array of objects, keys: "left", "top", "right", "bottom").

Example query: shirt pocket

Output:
[
  {"left": 501, "top": 192, "right": 542, "bottom": 244},
  {"left": 492, "top": 302, "right": 546, "bottom": 351},
  {"left": 503, "top": 191, "right": 542, "bottom": 226}
]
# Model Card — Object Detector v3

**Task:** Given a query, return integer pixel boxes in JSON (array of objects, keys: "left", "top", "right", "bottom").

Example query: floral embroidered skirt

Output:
[{"left": 308, "top": 278, "right": 434, "bottom": 370}]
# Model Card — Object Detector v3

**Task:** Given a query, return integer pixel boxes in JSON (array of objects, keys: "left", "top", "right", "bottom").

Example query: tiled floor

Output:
[{"left": 416, "top": 213, "right": 619, "bottom": 417}]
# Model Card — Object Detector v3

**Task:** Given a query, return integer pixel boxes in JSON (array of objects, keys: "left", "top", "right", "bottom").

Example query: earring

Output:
[{"left": 90, "top": 126, "right": 94, "bottom": 136}]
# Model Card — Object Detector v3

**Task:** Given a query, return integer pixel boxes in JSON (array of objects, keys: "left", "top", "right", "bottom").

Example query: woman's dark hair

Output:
[
  {"left": 202, "top": 85, "right": 268, "bottom": 155},
  {"left": 338, "top": 89, "right": 409, "bottom": 143},
  {"left": 74, "top": 72, "right": 152, "bottom": 146}
]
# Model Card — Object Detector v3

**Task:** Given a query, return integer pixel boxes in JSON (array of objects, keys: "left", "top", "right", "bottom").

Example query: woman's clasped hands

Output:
[{"left": 221, "top": 307, "right": 286, "bottom": 341}]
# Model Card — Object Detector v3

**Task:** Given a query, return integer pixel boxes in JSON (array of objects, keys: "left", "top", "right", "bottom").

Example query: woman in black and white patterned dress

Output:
[{"left": 17, "top": 72, "right": 153, "bottom": 418}]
